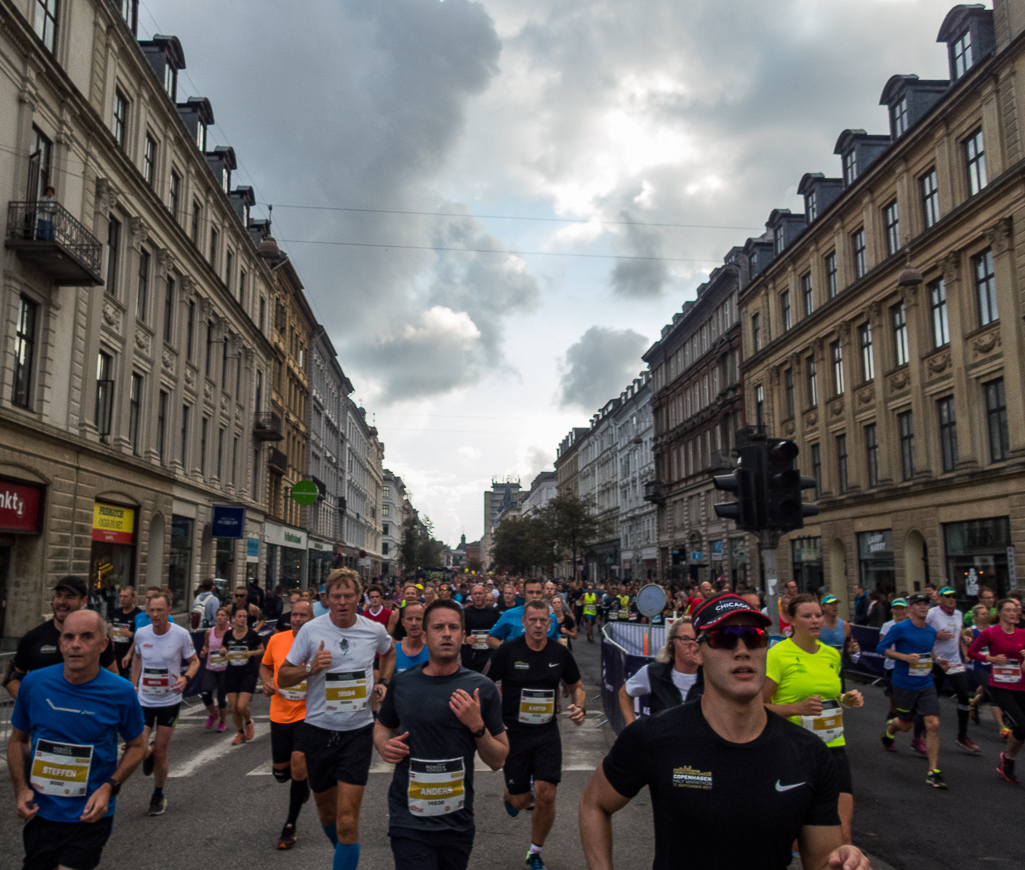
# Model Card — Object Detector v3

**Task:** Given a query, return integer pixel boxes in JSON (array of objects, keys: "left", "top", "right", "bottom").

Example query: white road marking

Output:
[{"left": 168, "top": 722, "right": 268, "bottom": 778}]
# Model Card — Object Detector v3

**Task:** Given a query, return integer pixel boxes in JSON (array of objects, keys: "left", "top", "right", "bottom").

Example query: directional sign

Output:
[{"left": 291, "top": 480, "right": 319, "bottom": 506}]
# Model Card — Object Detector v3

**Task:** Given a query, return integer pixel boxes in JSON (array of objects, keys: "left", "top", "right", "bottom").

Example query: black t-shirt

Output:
[
  {"left": 110, "top": 606, "right": 143, "bottom": 650},
  {"left": 487, "top": 635, "right": 581, "bottom": 731},
  {"left": 13, "top": 618, "right": 116, "bottom": 675},
  {"left": 224, "top": 629, "right": 263, "bottom": 675},
  {"left": 275, "top": 610, "right": 292, "bottom": 633},
  {"left": 461, "top": 606, "right": 500, "bottom": 671},
  {"left": 378, "top": 665, "right": 504, "bottom": 836},
  {"left": 603, "top": 702, "right": 840, "bottom": 870},
  {"left": 554, "top": 612, "right": 576, "bottom": 650}
]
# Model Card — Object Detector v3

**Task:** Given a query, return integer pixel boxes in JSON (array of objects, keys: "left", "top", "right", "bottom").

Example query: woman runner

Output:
[
  {"left": 199, "top": 606, "right": 231, "bottom": 732},
  {"left": 224, "top": 607, "right": 264, "bottom": 744}
]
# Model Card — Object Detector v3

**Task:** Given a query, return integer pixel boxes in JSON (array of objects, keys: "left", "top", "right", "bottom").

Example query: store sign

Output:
[
  {"left": 711, "top": 541, "right": 724, "bottom": 562},
  {"left": 246, "top": 537, "right": 260, "bottom": 563},
  {"left": 0, "top": 478, "right": 44, "bottom": 533},
  {"left": 265, "top": 522, "right": 308, "bottom": 550},
  {"left": 211, "top": 505, "right": 246, "bottom": 539},
  {"left": 690, "top": 551, "right": 703, "bottom": 562},
  {"left": 92, "top": 503, "right": 135, "bottom": 544}
]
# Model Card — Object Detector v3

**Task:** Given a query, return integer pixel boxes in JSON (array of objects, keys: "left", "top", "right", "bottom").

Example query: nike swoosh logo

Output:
[
  {"left": 549, "top": 663, "right": 560, "bottom": 668},
  {"left": 775, "top": 780, "right": 805, "bottom": 792}
]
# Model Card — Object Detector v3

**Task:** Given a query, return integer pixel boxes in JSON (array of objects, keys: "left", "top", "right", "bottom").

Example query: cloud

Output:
[
  {"left": 609, "top": 211, "right": 670, "bottom": 298},
  {"left": 558, "top": 326, "right": 648, "bottom": 410},
  {"left": 524, "top": 446, "right": 554, "bottom": 477}
]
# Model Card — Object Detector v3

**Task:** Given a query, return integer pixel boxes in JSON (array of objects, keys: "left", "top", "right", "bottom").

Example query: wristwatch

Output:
[
  {"left": 471, "top": 725, "right": 486, "bottom": 739},
  {"left": 105, "top": 778, "right": 121, "bottom": 796},
  {"left": 304, "top": 661, "right": 312, "bottom": 675}
]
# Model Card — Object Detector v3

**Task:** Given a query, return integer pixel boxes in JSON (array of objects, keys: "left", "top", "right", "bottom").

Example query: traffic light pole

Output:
[{"left": 759, "top": 529, "right": 782, "bottom": 636}]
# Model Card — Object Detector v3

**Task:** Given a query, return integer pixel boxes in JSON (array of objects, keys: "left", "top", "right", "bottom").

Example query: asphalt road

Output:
[{"left": 0, "top": 638, "right": 1019, "bottom": 870}]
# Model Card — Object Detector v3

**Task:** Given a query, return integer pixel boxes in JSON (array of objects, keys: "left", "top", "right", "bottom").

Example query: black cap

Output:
[
  {"left": 53, "top": 576, "right": 88, "bottom": 597},
  {"left": 692, "top": 593, "right": 773, "bottom": 632},
  {"left": 907, "top": 593, "right": 930, "bottom": 605}
]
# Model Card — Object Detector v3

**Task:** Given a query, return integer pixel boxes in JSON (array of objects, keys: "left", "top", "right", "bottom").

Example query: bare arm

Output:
[
  {"left": 762, "top": 677, "right": 823, "bottom": 718},
  {"left": 174, "top": 654, "right": 200, "bottom": 694},
  {"left": 799, "top": 825, "right": 872, "bottom": 870},
  {"left": 260, "top": 663, "right": 276, "bottom": 697},
  {"left": 579, "top": 765, "right": 632, "bottom": 870},
  {"left": 280, "top": 640, "right": 331, "bottom": 688},
  {"left": 617, "top": 685, "right": 636, "bottom": 726},
  {"left": 566, "top": 680, "right": 587, "bottom": 725},
  {"left": 377, "top": 644, "right": 396, "bottom": 684},
  {"left": 8, "top": 727, "right": 35, "bottom": 820},
  {"left": 80, "top": 731, "right": 146, "bottom": 823},
  {"left": 387, "top": 610, "right": 399, "bottom": 637},
  {"left": 449, "top": 688, "right": 509, "bottom": 770},
  {"left": 5, "top": 668, "right": 26, "bottom": 700},
  {"left": 131, "top": 652, "right": 141, "bottom": 689},
  {"left": 486, "top": 635, "right": 503, "bottom": 650},
  {"left": 250, "top": 605, "right": 265, "bottom": 633}
]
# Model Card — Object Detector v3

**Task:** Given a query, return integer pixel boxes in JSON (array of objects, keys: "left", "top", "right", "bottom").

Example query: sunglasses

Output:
[{"left": 699, "top": 626, "right": 769, "bottom": 650}]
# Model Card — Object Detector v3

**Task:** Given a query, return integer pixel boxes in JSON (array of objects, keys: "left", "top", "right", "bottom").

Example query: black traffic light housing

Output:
[
  {"left": 764, "top": 438, "right": 818, "bottom": 532},
  {"left": 714, "top": 443, "right": 767, "bottom": 531}
]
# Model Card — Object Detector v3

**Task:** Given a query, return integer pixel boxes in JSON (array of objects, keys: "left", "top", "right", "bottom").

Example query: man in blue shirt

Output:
[
  {"left": 9, "top": 609, "right": 146, "bottom": 870},
  {"left": 877, "top": 593, "right": 946, "bottom": 788},
  {"left": 487, "top": 579, "right": 559, "bottom": 648}
]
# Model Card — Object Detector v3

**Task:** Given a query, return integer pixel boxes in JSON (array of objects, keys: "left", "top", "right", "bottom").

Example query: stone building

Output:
[
  {"left": 381, "top": 468, "right": 409, "bottom": 577},
  {"left": 613, "top": 372, "right": 658, "bottom": 582},
  {"left": 578, "top": 399, "right": 621, "bottom": 583},
  {"left": 554, "top": 427, "right": 590, "bottom": 578},
  {"left": 340, "top": 398, "right": 383, "bottom": 582}
]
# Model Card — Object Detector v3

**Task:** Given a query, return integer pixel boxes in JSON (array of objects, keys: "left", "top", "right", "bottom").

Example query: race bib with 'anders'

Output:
[
  {"left": 325, "top": 670, "right": 369, "bottom": 712},
  {"left": 30, "top": 740, "right": 93, "bottom": 797},
  {"left": 407, "top": 757, "right": 465, "bottom": 816}
]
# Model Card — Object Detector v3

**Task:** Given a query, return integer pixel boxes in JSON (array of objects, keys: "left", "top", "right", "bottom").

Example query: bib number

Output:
[
  {"left": 993, "top": 662, "right": 1022, "bottom": 684},
  {"left": 946, "top": 663, "right": 966, "bottom": 675},
  {"left": 471, "top": 631, "right": 490, "bottom": 651},
  {"left": 207, "top": 649, "right": 228, "bottom": 672},
  {"left": 908, "top": 657, "right": 933, "bottom": 678},
  {"left": 326, "top": 671, "right": 369, "bottom": 711},
  {"left": 407, "top": 757, "right": 465, "bottom": 816},
  {"left": 227, "top": 645, "right": 249, "bottom": 667},
  {"left": 519, "top": 688, "right": 555, "bottom": 724},
  {"left": 141, "top": 667, "right": 171, "bottom": 697},
  {"left": 558, "top": 636, "right": 569, "bottom": 646},
  {"left": 278, "top": 680, "right": 307, "bottom": 702},
  {"left": 111, "top": 623, "right": 132, "bottom": 641},
  {"left": 800, "top": 699, "right": 844, "bottom": 743},
  {"left": 618, "top": 609, "right": 630, "bottom": 621},
  {"left": 30, "top": 740, "right": 93, "bottom": 797}
]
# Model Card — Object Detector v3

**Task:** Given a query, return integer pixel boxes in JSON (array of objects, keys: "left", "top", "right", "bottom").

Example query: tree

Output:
[
  {"left": 539, "top": 493, "right": 601, "bottom": 579},
  {"left": 466, "top": 556, "right": 483, "bottom": 573},
  {"left": 400, "top": 514, "right": 444, "bottom": 574},
  {"left": 491, "top": 516, "right": 536, "bottom": 575}
]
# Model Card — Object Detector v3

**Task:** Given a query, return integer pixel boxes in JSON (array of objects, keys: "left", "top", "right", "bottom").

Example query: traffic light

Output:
[
  {"left": 714, "top": 444, "right": 767, "bottom": 531},
  {"left": 764, "top": 438, "right": 819, "bottom": 532}
]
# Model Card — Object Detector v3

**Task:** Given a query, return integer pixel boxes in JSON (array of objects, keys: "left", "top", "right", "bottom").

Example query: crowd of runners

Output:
[{"left": 6, "top": 566, "right": 1022, "bottom": 870}]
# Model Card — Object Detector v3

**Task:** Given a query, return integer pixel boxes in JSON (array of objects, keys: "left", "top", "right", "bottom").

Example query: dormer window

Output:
[
  {"left": 806, "top": 192, "right": 817, "bottom": 222},
  {"left": 163, "top": 62, "right": 176, "bottom": 100},
  {"left": 891, "top": 97, "right": 908, "bottom": 138},
  {"left": 775, "top": 229, "right": 784, "bottom": 255},
  {"left": 118, "top": 0, "right": 139, "bottom": 35},
  {"left": 952, "top": 30, "right": 973, "bottom": 79},
  {"left": 842, "top": 150, "right": 857, "bottom": 187},
  {"left": 196, "top": 123, "right": 206, "bottom": 153},
  {"left": 141, "top": 36, "right": 185, "bottom": 103}
]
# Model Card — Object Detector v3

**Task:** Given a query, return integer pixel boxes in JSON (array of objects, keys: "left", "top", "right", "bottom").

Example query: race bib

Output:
[
  {"left": 800, "top": 698, "right": 844, "bottom": 743},
  {"left": 993, "top": 662, "right": 1022, "bottom": 684},
  {"left": 618, "top": 609, "right": 630, "bottom": 621},
  {"left": 207, "top": 648, "right": 228, "bottom": 672},
  {"left": 326, "top": 670, "right": 369, "bottom": 711},
  {"left": 471, "top": 630, "right": 490, "bottom": 650},
  {"left": 908, "top": 657, "right": 933, "bottom": 678},
  {"left": 558, "top": 636, "right": 569, "bottom": 646},
  {"left": 227, "top": 645, "right": 249, "bottom": 667},
  {"left": 408, "top": 757, "right": 465, "bottom": 816},
  {"left": 141, "top": 667, "right": 171, "bottom": 697},
  {"left": 30, "top": 740, "right": 93, "bottom": 797},
  {"left": 278, "top": 680, "right": 307, "bottom": 702},
  {"left": 111, "top": 623, "right": 132, "bottom": 641},
  {"left": 519, "top": 688, "right": 555, "bottom": 724},
  {"left": 946, "top": 663, "right": 966, "bottom": 675}
]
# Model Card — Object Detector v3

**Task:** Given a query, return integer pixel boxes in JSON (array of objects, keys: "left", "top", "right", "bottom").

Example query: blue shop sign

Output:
[{"left": 211, "top": 504, "right": 246, "bottom": 539}]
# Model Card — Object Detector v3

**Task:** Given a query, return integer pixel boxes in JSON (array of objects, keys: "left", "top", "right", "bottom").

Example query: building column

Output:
[
  {"left": 988, "top": 217, "right": 1025, "bottom": 455},
  {"left": 901, "top": 282, "right": 932, "bottom": 479},
  {"left": 943, "top": 250, "right": 981, "bottom": 471}
]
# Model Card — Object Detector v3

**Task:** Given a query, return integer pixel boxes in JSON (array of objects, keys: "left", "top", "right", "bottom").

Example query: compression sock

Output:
[
  {"left": 286, "top": 778, "right": 310, "bottom": 827},
  {"left": 957, "top": 706, "right": 970, "bottom": 740},
  {"left": 153, "top": 786, "right": 164, "bottom": 798},
  {"left": 333, "top": 841, "right": 360, "bottom": 870},
  {"left": 322, "top": 824, "right": 338, "bottom": 846}
]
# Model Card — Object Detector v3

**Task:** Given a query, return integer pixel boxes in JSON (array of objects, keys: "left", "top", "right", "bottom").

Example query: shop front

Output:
[
  {"left": 857, "top": 530, "right": 895, "bottom": 597},
  {"left": 944, "top": 516, "right": 1012, "bottom": 599},
  {"left": 308, "top": 537, "right": 334, "bottom": 590},
  {"left": 91, "top": 501, "right": 136, "bottom": 599},
  {"left": 0, "top": 475, "right": 46, "bottom": 640},
  {"left": 169, "top": 515, "right": 193, "bottom": 611},
  {"left": 245, "top": 535, "right": 261, "bottom": 583},
  {"left": 265, "top": 521, "right": 308, "bottom": 592},
  {"left": 791, "top": 537, "right": 823, "bottom": 594},
  {"left": 211, "top": 505, "right": 245, "bottom": 595}
]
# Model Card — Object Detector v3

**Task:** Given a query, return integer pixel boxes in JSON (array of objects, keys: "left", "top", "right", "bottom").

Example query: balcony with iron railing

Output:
[
  {"left": 268, "top": 447, "right": 288, "bottom": 472},
  {"left": 253, "top": 412, "right": 284, "bottom": 441},
  {"left": 643, "top": 480, "right": 667, "bottom": 504},
  {"left": 6, "top": 201, "right": 104, "bottom": 286}
]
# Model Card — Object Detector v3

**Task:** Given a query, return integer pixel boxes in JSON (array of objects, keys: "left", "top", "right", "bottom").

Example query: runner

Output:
[
  {"left": 462, "top": 583, "right": 499, "bottom": 673},
  {"left": 261, "top": 599, "right": 315, "bottom": 848},
  {"left": 579, "top": 593, "right": 870, "bottom": 870},
  {"left": 131, "top": 590, "right": 199, "bottom": 815},
  {"left": 618, "top": 617, "right": 701, "bottom": 726},
  {"left": 374, "top": 599, "right": 509, "bottom": 870},
  {"left": 393, "top": 584, "right": 422, "bottom": 642},
  {"left": 233, "top": 585, "right": 266, "bottom": 631},
  {"left": 581, "top": 584, "right": 599, "bottom": 642},
  {"left": 8, "top": 610, "right": 147, "bottom": 870},
  {"left": 224, "top": 606, "right": 265, "bottom": 745},
  {"left": 4, "top": 576, "right": 116, "bottom": 699},
  {"left": 110, "top": 586, "right": 143, "bottom": 674},
  {"left": 395, "top": 603, "right": 430, "bottom": 674},
  {"left": 818, "top": 594, "right": 860, "bottom": 690},
  {"left": 878, "top": 598, "right": 907, "bottom": 724},
  {"left": 190, "top": 578, "right": 220, "bottom": 630},
  {"left": 198, "top": 605, "right": 231, "bottom": 732},
  {"left": 966, "top": 603, "right": 1007, "bottom": 733},
  {"left": 488, "top": 599, "right": 586, "bottom": 870},
  {"left": 877, "top": 593, "right": 947, "bottom": 788},
  {"left": 968, "top": 598, "right": 1025, "bottom": 783},
  {"left": 277, "top": 568, "right": 395, "bottom": 870},
  {"left": 487, "top": 579, "right": 559, "bottom": 649},
  {"left": 763, "top": 594, "right": 864, "bottom": 843},
  {"left": 551, "top": 595, "right": 576, "bottom": 648},
  {"left": 363, "top": 584, "right": 399, "bottom": 635}
]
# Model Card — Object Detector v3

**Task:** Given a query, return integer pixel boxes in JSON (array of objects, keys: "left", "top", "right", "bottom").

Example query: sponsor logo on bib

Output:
[{"left": 672, "top": 765, "right": 712, "bottom": 790}]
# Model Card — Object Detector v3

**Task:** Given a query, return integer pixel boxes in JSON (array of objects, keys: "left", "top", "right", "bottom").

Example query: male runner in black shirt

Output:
[
  {"left": 111, "top": 586, "right": 143, "bottom": 672},
  {"left": 462, "top": 583, "right": 499, "bottom": 673},
  {"left": 489, "top": 599, "right": 586, "bottom": 870},
  {"left": 579, "top": 593, "right": 871, "bottom": 870}
]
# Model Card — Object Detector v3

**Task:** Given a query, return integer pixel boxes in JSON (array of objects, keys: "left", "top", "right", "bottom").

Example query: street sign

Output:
[{"left": 291, "top": 480, "right": 319, "bottom": 506}]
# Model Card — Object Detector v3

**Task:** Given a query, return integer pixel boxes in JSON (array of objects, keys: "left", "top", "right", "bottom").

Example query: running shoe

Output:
[
  {"left": 910, "top": 737, "right": 928, "bottom": 757},
  {"left": 997, "top": 752, "right": 1019, "bottom": 784},
  {"left": 278, "top": 824, "right": 297, "bottom": 850},
  {"left": 525, "top": 852, "right": 548, "bottom": 870},
  {"left": 504, "top": 800, "right": 519, "bottom": 818},
  {"left": 232, "top": 732, "right": 245, "bottom": 745},
  {"left": 143, "top": 751, "right": 154, "bottom": 776},
  {"left": 147, "top": 794, "right": 167, "bottom": 816},
  {"left": 245, "top": 720, "right": 255, "bottom": 741},
  {"left": 881, "top": 722, "right": 895, "bottom": 752},
  {"left": 955, "top": 736, "right": 981, "bottom": 754},
  {"left": 925, "top": 769, "right": 947, "bottom": 789},
  {"left": 205, "top": 714, "right": 216, "bottom": 729},
  {"left": 217, "top": 721, "right": 227, "bottom": 733}
]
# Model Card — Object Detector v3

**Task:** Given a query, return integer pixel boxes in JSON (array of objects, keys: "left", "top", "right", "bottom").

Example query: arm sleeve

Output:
[
  {"left": 490, "top": 612, "right": 511, "bottom": 640},
  {"left": 601, "top": 721, "right": 649, "bottom": 799},
  {"left": 181, "top": 631, "right": 199, "bottom": 661},
  {"left": 377, "top": 680, "right": 399, "bottom": 729},
  {"left": 261, "top": 641, "right": 275, "bottom": 668},
  {"left": 624, "top": 664, "right": 651, "bottom": 698},
  {"left": 487, "top": 647, "right": 506, "bottom": 683},
  {"left": 10, "top": 675, "right": 32, "bottom": 732},
  {"left": 99, "top": 641, "right": 115, "bottom": 667},
  {"left": 12, "top": 631, "right": 32, "bottom": 673},
  {"left": 803, "top": 742, "right": 841, "bottom": 827},
  {"left": 547, "top": 615, "right": 560, "bottom": 638},
  {"left": 765, "top": 646, "right": 785, "bottom": 686},
  {"left": 481, "top": 681, "right": 505, "bottom": 735},
  {"left": 285, "top": 625, "right": 311, "bottom": 667}
]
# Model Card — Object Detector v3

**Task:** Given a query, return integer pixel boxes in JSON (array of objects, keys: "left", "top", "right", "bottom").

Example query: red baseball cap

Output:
[{"left": 692, "top": 593, "right": 772, "bottom": 632}]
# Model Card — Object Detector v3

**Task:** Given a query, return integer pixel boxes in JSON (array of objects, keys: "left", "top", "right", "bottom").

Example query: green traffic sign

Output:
[{"left": 291, "top": 480, "right": 319, "bottom": 506}]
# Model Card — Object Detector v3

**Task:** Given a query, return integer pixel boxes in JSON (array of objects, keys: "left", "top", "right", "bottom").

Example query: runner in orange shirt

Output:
[{"left": 260, "top": 599, "right": 314, "bottom": 850}]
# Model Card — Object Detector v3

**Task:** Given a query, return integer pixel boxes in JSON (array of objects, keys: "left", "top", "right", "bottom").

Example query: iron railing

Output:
[{"left": 6, "top": 200, "right": 103, "bottom": 277}]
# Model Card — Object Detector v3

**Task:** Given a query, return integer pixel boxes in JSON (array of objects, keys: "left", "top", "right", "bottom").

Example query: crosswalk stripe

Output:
[{"left": 168, "top": 722, "right": 268, "bottom": 778}]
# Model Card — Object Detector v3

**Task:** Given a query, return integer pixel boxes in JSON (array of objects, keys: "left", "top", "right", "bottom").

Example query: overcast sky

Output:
[{"left": 145, "top": 0, "right": 954, "bottom": 545}]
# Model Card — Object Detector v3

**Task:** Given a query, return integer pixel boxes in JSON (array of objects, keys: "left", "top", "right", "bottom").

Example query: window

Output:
[
  {"left": 95, "top": 351, "right": 114, "bottom": 437},
  {"left": 780, "top": 291, "right": 791, "bottom": 331},
  {"left": 964, "top": 128, "right": 987, "bottom": 196},
  {"left": 33, "top": 0, "right": 58, "bottom": 52},
  {"left": 974, "top": 248, "right": 997, "bottom": 326},
  {"left": 113, "top": 90, "right": 129, "bottom": 150},
  {"left": 891, "top": 96, "right": 908, "bottom": 138},
  {"left": 383, "top": 486, "right": 390, "bottom": 499},
  {"left": 806, "top": 191, "right": 817, "bottom": 223},
  {"left": 186, "top": 300, "right": 195, "bottom": 361},
  {"left": 852, "top": 229, "right": 867, "bottom": 279},
  {"left": 938, "top": 396, "right": 958, "bottom": 473},
  {"left": 200, "top": 417, "right": 209, "bottom": 474},
  {"left": 825, "top": 253, "right": 838, "bottom": 299},
  {"left": 775, "top": 228, "right": 785, "bottom": 255},
  {"left": 105, "top": 217, "right": 121, "bottom": 296},
  {"left": 255, "top": 370, "right": 263, "bottom": 413},
  {"left": 842, "top": 150, "right": 857, "bottom": 187},
  {"left": 831, "top": 340, "right": 844, "bottom": 396},
  {"left": 859, "top": 323, "right": 874, "bottom": 382},
  {"left": 836, "top": 434, "right": 848, "bottom": 495},
  {"left": 953, "top": 29, "right": 973, "bottom": 79},
  {"left": 29, "top": 126, "right": 53, "bottom": 201},
  {"left": 209, "top": 226, "right": 218, "bottom": 270},
  {"left": 225, "top": 250, "right": 234, "bottom": 295},
  {"left": 191, "top": 202, "right": 201, "bottom": 245},
  {"left": 921, "top": 169, "right": 940, "bottom": 229},
  {"left": 217, "top": 427, "right": 225, "bottom": 479},
  {"left": 929, "top": 278, "right": 949, "bottom": 347},
  {"left": 382, "top": 542, "right": 389, "bottom": 556},
  {"left": 811, "top": 443, "right": 822, "bottom": 498},
  {"left": 985, "top": 379, "right": 1009, "bottom": 463},
  {"left": 136, "top": 248, "right": 150, "bottom": 322},
  {"left": 898, "top": 411, "right": 915, "bottom": 480},
  {"left": 383, "top": 523, "right": 389, "bottom": 536},
  {"left": 891, "top": 303, "right": 909, "bottom": 366},
  {"left": 755, "top": 385, "right": 764, "bottom": 427},
  {"left": 232, "top": 436, "right": 238, "bottom": 486},
  {"left": 169, "top": 170, "right": 181, "bottom": 221},
  {"left": 205, "top": 320, "right": 214, "bottom": 378},
  {"left": 163, "top": 276, "right": 175, "bottom": 342},
  {"left": 865, "top": 424, "right": 879, "bottom": 487},
  {"left": 222, "top": 339, "right": 230, "bottom": 392},
  {"left": 180, "top": 404, "right": 190, "bottom": 468},
  {"left": 806, "top": 354, "right": 818, "bottom": 407},
  {"left": 801, "top": 272, "right": 813, "bottom": 316},
  {"left": 259, "top": 296, "right": 266, "bottom": 333},
  {"left": 784, "top": 368, "right": 795, "bottom": 418},
  {"left": 383, "top": 503, "right": 390, "bottom": 517},
  {"left": 883, "top": 201, "right": 900, "bottom": 256},
  {"left": 238, "top": 269, "right": 247, "bottom": 308},
  {"left": 12, "top": 295, "right": 39, "bottom": 409},
  {"left": 143, "top": 134, "right": 157, "bottom": 186},
  {"left": 157, "top": 390, "right": 168, "bottom": 463},
  {"left": 118, "top": 0, "right": 138, "bottom": 32},
  {"left": 128, "top": 373, "right": 142, "bottom": 455},
  {"left": 751, "top": 313, "right": 761, "bottom": 352}
]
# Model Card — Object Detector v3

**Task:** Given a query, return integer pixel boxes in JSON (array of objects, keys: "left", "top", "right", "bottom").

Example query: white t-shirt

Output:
[
  {"left": 624, "top": 663, "right": 698, "bottom": 699},
  {"left": 134, "top": 623, "right": 196, "bottom": 708},
  {"left": 879, "top": 620, "right": 897, "bottom": 670},
  {"left": 285, "top": 613, "right": 393, "bottom": 731},
  {"left": 926, "top": 606, "right": 963, "bottom": 665}
]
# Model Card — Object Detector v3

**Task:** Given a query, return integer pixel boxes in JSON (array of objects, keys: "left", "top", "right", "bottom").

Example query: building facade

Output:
[
  {"left": 340, "top": 399, "right": 381, "bottom": 581},
  {"left": 739, "top": 3, "right": 1025, "bottom": 612},
  {"left": 524, "top": 470, "right": 558, "bottom": 515},
  {"left": 614, "top": 373, "right": 658, "bottom": 582},
  {"left": 578, "top": 399, "right": 621, "bottom": 583},
  {"left": 381, "top": 468, "right": 408, "bottom": 577},
  {"left": 554, "top": 427, "right": 590, "bottom": 578}
]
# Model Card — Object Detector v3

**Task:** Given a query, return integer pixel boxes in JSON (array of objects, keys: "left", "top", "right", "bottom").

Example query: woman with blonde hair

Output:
[{"left": 617, "top": 617, "right": 701, "bottom": 725}]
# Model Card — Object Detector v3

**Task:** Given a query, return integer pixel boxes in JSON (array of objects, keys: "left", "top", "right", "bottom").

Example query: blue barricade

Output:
[{"left": 600, "top": 623, "right": 658, "bottom": 735}]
